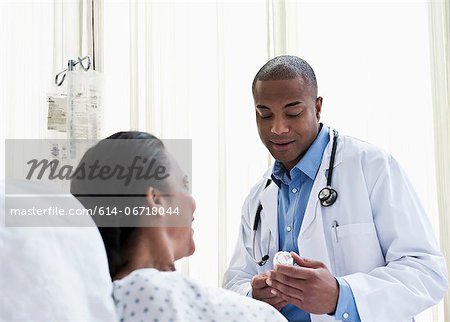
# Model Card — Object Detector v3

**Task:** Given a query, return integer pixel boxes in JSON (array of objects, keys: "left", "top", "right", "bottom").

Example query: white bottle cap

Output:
[{"left": 273, "top": 251, "right": 294, "bottom": 266}]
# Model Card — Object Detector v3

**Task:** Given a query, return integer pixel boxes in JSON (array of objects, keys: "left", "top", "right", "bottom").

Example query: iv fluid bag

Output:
[{"left": 66, "top": 70, "right": 103, "bottom": 140}]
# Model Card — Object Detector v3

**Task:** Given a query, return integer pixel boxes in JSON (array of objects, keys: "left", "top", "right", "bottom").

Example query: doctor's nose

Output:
[{"left": 271, "top": 118, "right": 289, "bottom": 135}]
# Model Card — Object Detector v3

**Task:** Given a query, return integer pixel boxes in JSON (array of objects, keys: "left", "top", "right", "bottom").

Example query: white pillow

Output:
[{"left": 0, "top": 180, "right": 118, "bottom": 322}]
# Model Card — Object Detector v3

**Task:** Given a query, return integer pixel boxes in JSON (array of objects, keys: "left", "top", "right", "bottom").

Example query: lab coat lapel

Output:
[
  {"left": 260, "top": 181, "right": 279, "bottom": 253},
  {"left": 299, "top": 129, "right": 344, "bottom": 322},
  {"left": 299, "top": 128, "right": 343, "bottom": 238}
]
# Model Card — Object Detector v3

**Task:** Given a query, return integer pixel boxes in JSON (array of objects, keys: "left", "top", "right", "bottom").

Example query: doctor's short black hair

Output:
[{"left": 252, "top": 55, "right": 318, "bottom": 97}]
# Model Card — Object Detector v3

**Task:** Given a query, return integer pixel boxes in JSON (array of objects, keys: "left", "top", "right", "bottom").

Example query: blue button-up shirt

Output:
[{"left": 271, "top": 125, "right": 360, "bottom": 322}]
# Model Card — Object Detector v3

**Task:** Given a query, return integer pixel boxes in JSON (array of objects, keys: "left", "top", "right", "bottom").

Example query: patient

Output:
[{"left": 71, "top": 131, "right": 287, "bottom": 322}]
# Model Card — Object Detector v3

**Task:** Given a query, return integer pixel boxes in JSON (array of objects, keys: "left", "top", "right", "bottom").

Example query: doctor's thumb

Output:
[{"left": 291, "top": 252, "right": 324, "bottom": 268}]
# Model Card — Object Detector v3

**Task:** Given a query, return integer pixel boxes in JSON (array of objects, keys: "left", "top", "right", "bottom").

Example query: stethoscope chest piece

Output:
[
  {"left": 318, "top": 129, "right": 339, "bottom": 208},
  {"left": 318, "top": 186, "right": 338, "bottom": 207}
]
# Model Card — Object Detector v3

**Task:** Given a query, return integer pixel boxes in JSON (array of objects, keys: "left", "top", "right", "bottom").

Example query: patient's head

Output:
[{"left": 71, "top": 131, "right": 196, "bottom": 279}]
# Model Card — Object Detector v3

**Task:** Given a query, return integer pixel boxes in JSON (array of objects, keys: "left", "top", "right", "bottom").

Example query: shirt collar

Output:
[{"left": 271, "top": 124, "right": 330, "bottom": 186}]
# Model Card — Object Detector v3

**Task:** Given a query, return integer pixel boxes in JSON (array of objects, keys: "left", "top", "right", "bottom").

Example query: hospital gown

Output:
[{"left": 113, "top": 268, "right": 287, "bottom": 322}]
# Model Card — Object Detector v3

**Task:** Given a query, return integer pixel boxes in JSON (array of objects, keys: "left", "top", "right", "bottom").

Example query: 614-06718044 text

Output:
[{"left": 94, "top": 206, "right": 180, "bottom": 216}]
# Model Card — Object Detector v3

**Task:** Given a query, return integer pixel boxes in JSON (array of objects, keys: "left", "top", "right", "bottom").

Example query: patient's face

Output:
[
  {"left": 167, "top": 192, "right": 196, "bottom": 260},
  {"left": 164, "top": 156, "right": 196, "bottom": 260}
]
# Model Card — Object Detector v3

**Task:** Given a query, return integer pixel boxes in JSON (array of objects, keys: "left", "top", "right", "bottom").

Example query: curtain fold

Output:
[
  {"left": 53, "top": 0, "right": 82, "bottom": 78},
  {"left": 84, "top": 0, "right": 103, "bottom": 72},
  {"left": 428, "top": 1, "right": 450, "bottom": 321},
  {"left": 54, "top": 0, "right": 100, "bottom": 71},
  {"left": 215, "top": 0, "right": 229, "bottom": 286},
  {"left": 266, "top": 0, "right": 299, "bottom": 59}
]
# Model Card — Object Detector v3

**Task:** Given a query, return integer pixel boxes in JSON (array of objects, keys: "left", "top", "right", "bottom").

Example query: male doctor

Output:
[{"left": 222, "top": 55, "right": 448, "bottom": 322}]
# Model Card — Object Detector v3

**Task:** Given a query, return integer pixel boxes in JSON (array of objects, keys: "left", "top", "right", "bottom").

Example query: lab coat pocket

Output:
[{"left": 330, "top": 222, "right": 385, "bottom": 276}]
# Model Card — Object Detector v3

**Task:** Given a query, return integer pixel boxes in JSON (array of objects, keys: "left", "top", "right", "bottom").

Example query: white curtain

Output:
[
  {"left": 266, "top": 0, "right": 299, "bottom": 57},
  {"left": 428, "top": 1, "right": 450, "bottom": 321},
  {"left": 0, "top": 1, "right": 54, "bottom": 140},
  {"left": 0, "top": 1, "right": 55, "bottom": 182},
  {"left": 0, "top": 0, "right": 100, "bottom": 142}
]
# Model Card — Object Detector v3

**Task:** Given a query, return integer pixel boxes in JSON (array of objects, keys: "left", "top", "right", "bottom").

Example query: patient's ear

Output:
[{"left": 145, "top": 187, "right": 161, "bottom": 207}]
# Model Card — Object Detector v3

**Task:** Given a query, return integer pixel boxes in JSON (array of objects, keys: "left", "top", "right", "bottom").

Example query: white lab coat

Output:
[{"left": 223, "top": 129, "right": 448, "bottom": 322}]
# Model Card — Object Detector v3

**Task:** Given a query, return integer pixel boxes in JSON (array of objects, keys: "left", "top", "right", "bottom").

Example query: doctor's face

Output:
[{"left": 254, "top": 77, "right": 322, "bottom": 171}]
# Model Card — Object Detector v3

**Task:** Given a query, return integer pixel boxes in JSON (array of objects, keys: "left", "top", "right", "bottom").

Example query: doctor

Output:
[{"left": 222, "top": 55, "right": 448, "bottom": 322}]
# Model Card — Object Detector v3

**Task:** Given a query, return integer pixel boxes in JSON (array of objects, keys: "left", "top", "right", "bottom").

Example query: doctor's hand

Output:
[
  {"left": 251, "top": 273, "right": 289, "bottom": 311},
  {"left": 265, "top": 253, "right": 339, "bottom": 315}
]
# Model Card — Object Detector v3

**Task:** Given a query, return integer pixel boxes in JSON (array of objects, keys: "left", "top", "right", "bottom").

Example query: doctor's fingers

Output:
[
  {"left": 291, "top": 253, "right": 325, "bottom": 269},
  {"left": 273, "top": 290, "right": 304, "bottom": 312},
  {"left": 251, "top": 273, "right": 269, "bottom": 289},
  {"left": 252, "top": 286, "right": 279, "bottom": 301},
  {"left": 267, "top": 270, "right": 310, "bottom": 289},
  {"left": 274, "top": 264, "right": 316, "bottom": 280},
  {"left": 266, "top": 279, "right": 305, "bottom": 302}
]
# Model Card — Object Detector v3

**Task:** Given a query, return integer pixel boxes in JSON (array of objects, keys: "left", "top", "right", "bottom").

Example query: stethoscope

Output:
[{"left": 252, "top": 129, "right": 339, "bottom": 266}]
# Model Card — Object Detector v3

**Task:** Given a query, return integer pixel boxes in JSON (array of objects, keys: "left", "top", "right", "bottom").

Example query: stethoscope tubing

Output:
[{"left": 252, "top": 129, "right": 339, "bottom": 266}]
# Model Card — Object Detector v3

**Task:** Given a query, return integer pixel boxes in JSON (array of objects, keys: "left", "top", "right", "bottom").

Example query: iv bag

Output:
[
  {"left": 65, "top": 69, "right": 102, "bottom": 159},
  {"left": 66, "top": 70, "right": 103, "bottom": 140}
]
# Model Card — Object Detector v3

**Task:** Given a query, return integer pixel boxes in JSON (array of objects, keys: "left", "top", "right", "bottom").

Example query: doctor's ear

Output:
[
  {"left": 146, "top": 187, "right": 162, "bottom": 207},
  {"left": 315, "top": 96, "right": 323, "bottom": 120}
]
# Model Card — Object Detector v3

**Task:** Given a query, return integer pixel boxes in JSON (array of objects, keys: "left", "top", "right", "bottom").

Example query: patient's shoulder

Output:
[
  {"left": 113, "top": 268, "right": 199, "bottom": 299},
  {"left": 113, "top": 269, "right": 287, "bottom": 322},
  {"left": 112, "top": 268, "right": 183, "bottom": 321}
]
